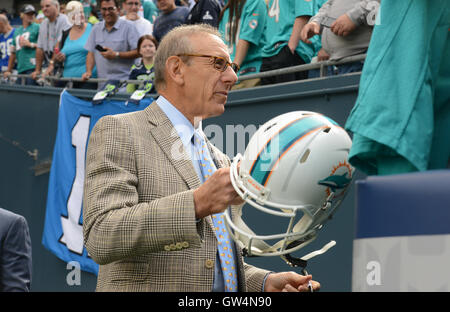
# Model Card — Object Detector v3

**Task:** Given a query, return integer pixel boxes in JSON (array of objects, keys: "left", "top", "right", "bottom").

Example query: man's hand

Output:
[
  {"left": 264, "top": 272, "right": 321, "bottom": 292},
  {"left": 31, "top": 70, "right": 40, "bottom": 80},
  {"left": 317, "top": 48, "right": 330, "bottom": 62},
  {"left": 81, "top": 71, "right": 92, "bottom": 81},
  {"left": 330, "top": 14, "right": 357, "bottom": 36},
  {"left": 100, "top": 47, "right": 118, "bottom": 60},
  {"left": 193, "top": 167, "right": 244, "bottom": 219},
  {"left": 300, "top": 22, "right": 321, "bottom": 44}
]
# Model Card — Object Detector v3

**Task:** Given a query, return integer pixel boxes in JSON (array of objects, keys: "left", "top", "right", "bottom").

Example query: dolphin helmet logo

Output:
[{"left": 318, "top": 172, "right": 352, "bottom": 192}]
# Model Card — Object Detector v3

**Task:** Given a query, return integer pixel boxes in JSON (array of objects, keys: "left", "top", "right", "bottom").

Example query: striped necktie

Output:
[{"left": 193, "top": 130, "right": 238, "bottom": 292}]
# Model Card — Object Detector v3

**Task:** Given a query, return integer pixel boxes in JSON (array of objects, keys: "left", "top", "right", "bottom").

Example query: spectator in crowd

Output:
[
  {"left": 260, "top": 0, "right": 320, "bottom": 85},
  {"left": 0, "top": 207, "right": 32, "bottom": 292},
  {"left": 31, "top": 0, "right": 71, "bottom": 80},
  {"left": 3, "top": 5, "right": 40, "bottom": 86},
  {"left": 143, "top": 0, "right": 159, "bottom": 24},
  {"left": 152, "top": 0, "right": 189, "bottom": 43},
  {"left": 0, "top": 13, "right": 15, "bottom": 74},
  {"left": 185, "top": 0, "right": 223, "bottom": 28},
  {"left": 88, "top": 5, "right": 100, "bottom": 24},
  {"left": 301, "top": 0, "right": 380, "bottom": 75},
  {"left": 81, "top": 0, "right": 140, "bottom": 88},
  {"left": 345, "top": 0, "right": 449, "bottom": 175},
  {"left": 127, "top": 34, "right": 157, "bottom": 93},
  {"left": 218, "top": 0, "right": 266, "bottom": 89},
  {"left": 82, "top": 0, "right": 97, "bottom": 18},
  {"left": 42, "top": 1, "right": 97, "bottom": 88},
  {"left": 121, "top": 0, "right": 154, "bottom": 37}
]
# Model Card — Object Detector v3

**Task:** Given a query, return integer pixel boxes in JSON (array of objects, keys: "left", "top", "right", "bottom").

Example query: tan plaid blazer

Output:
[{"left": 83, "top": 103, "right": 270, "bottom": 292}]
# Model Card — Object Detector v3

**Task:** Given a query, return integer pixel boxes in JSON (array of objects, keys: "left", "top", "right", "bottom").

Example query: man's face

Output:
[
  {"left": 157, "top": 0, "right": 176, "bottom": 14},
  {"left": 100, "top": 0, "right": 119, "bottom": 24},
  {"left": 23, "top": 12, "right": 36, "bottom": 24},
  {"left": 41, "top": 0, "right": 58, "bottom": 19},
  {"left": 124, "top": 0, "right": 141, "bottom": 15},
  {"left": 180, "top": 34, "right": 238, "bottom": 121}
]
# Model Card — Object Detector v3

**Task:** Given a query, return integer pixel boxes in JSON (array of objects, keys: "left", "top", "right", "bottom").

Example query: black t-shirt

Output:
[{"left": 185, "top": 0, "right": 223, "bottom": 28}]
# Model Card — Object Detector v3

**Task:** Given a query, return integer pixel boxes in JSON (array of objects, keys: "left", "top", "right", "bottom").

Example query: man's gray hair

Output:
[
  {"left": 153, "top": 24, "right": 221, "bottom": 91},
  {"left": 42, "top": 0, "right": 60, "bottom": 10}
]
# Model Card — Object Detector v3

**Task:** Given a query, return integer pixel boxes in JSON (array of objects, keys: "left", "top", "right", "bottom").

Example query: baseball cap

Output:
[{"left": 21, "top": 4, "right": 36, "bottom": 14}]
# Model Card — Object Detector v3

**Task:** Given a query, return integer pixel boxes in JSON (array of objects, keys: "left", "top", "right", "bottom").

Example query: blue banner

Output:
[{"left": 42, "top": 90, "right": 152, "bottom": 274}]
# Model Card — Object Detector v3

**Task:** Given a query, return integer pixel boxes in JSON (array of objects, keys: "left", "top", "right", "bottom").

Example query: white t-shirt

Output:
[{"left": 120, "top": 16, "right": 153, "bottom": 38}]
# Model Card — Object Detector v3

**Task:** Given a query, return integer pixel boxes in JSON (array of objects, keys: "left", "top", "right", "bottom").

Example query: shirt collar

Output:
[
  {"left": 156, "top": 95, "right": 202, "bottom": 147},
  {"left": 101, "top": 17, "right": 121, "bottom": 31}
]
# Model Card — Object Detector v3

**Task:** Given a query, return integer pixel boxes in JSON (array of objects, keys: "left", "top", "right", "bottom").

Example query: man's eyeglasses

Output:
[
  {"left": 100, "top": 6, "right": 116, "bottom": 12},
  {"left": 178, "top": 54, "right": 240, "bottom": 74}
]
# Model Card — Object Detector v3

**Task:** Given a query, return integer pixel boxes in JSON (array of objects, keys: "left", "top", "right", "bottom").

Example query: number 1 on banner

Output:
[{"left": 60, "top": 115, "right": 90, "bottom": 255}]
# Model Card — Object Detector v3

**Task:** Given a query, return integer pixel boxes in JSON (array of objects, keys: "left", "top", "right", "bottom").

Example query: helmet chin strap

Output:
[{"left": 282, "top": 240, "right": 336, "bottom": 268}]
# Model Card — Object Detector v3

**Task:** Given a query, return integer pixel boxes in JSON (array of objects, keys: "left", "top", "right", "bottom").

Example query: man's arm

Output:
[
  {"left": 99, "top": 48, "right": 139, "bottom": 60},
  {"left": 31, "top": 47, "right": 44, "bottom": 80},
  {"left": 288, "top": 15, "right": 310, "bottom": 53},
  {"left": 83, "top": 115, "right": 203, "bottom": 265},
  {"left": 233, "top": 40, "right": 250, "bottom": 69},
  {"left": 81, "top": 51, "right": 95, "bottom": 81}
]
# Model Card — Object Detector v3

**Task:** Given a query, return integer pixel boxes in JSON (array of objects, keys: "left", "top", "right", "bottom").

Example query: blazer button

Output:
[
  {"left": 164, "top": 245, "right": 171, "bottom": 251},
  {"left": 176, "top": 242, "right": 183, "bottom": 250},
  {"left": 169, "top": 243, "right": 176, "bottom": 250},
  {"left": 182, "top": 241, "right": 189, "bottom": 248},
  {"left": 205, "top": 259, "right": 214, "bottom": 269}
]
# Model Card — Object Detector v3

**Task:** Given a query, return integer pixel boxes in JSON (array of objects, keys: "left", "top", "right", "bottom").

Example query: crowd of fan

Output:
[{"left": 0, "top": 0, "right": 379, "bottom": 91}]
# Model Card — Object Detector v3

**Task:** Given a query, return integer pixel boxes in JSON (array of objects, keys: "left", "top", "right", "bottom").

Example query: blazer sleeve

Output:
[
  {"left": 1, "top": 215, "right": 32, "bottom": 292},
  {"left": 83, "top": 115, "right": 202, "bottom": 265}
]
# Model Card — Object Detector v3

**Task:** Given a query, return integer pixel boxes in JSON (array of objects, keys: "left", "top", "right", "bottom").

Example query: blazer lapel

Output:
[{"left": 145, "top": 104, "right": 201, "bottom": 190}]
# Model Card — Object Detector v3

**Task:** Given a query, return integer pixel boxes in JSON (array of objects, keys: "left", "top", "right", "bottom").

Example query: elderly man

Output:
[
  {"left": 82, "top": 0, "right": 139, "bottom": 88},
  {"left": 31, "top": 0, "right": 71, "bottom": 80},
  {"left": 83, "top": 24, "right": 320, "bottom": 292}
]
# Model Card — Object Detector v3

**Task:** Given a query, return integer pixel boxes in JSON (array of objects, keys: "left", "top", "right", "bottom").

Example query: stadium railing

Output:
[{"left": 0, "top": 54, "right": 366, "bottom": 88}]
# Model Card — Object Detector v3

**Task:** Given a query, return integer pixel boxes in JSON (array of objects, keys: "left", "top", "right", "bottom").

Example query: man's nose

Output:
[{"left": 222, "top": 66, "right": 238, "bottom": 88}]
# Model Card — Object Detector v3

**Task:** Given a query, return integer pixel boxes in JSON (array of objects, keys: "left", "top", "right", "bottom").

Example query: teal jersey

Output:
[
  {"left": 143, "top": 0, "right": 159, "bottom": 24},
  {"left": 219, "top": 0, "right": 267, "bottom": 76},
  {"left": 12, "top": 23, "right": 40, "bottom": 73},
  {"left": 263, "top": 0, "right": 317, "bottom": 62}
]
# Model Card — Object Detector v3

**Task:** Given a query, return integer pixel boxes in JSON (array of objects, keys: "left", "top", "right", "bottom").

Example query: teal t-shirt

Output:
[
  {"left": 143, "top": 0, "right": 159, "bottom": 24},
  {"left": 60, "top": 23, "right": 97, "bottom": 78},
  {"left": 12, "top": 23, "right": 40, "bottom": 73},
  {"left": 263, "top": 0, "right": 319, "bottom": 62},
  {"left": 219, "top": 0, "right": 267, "bottom": 76}
]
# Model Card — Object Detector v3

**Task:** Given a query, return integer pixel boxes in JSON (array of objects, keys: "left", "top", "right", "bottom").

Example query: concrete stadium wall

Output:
[{"left": 0, "top": 73, "right": 364, "bottom": 291}]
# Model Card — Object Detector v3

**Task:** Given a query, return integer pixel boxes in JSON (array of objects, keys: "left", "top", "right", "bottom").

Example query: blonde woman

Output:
[{"left": 43, "top": 1, "right": 96, "bottom": 88}]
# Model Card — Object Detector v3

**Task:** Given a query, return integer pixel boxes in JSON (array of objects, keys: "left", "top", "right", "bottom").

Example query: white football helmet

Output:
[{"left": 225, "top": 111, "right": 354, "bottom": 266}]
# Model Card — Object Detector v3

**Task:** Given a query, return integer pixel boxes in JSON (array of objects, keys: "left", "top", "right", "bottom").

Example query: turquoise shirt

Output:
[
  {"left": 219, "top": 0, "right": 267, "bottom": 76},
  {"left": 61, "top": 23, "right": 97, "bottom": 78},
  {"left": 12, "top": 23, "right": 40, "bottom": 73},
  {"left": 345, "top": 0, "right": 450, "bottom": 174},
  {"left": 262, "top": 0, "right": 319, "bottom": 63}
]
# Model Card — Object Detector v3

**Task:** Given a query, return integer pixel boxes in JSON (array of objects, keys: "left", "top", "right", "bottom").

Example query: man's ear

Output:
[{"left": 165, "top": 55, "right": 185, "bottom": 86}]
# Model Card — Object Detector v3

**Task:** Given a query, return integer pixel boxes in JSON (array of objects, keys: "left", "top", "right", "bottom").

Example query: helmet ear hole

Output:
[
  {"left": 299, "top": 148, "right": 310, "bottom": 163},
  {"left": 323, "top": 127, "right": 331, "bottom": 133}
]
